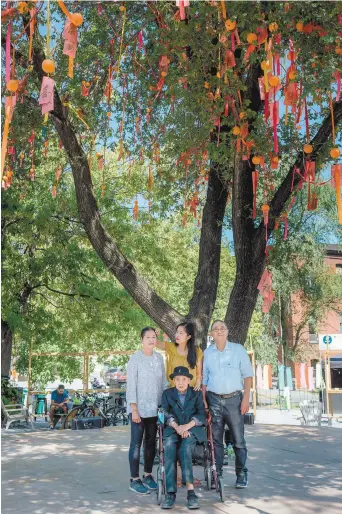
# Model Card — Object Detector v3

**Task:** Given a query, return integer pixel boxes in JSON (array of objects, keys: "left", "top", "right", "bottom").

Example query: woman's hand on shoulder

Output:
[
  {"left": 155, "top": 339, "right": 166, "bottom": 351},
  {"left": 194, "top": 377, "right": 202, "bottom": 391}
]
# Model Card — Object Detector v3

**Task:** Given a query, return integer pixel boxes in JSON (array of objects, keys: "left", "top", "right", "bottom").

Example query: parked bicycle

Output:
[{"left": 62, "top": 391, "right": 129, "bottom": 429}]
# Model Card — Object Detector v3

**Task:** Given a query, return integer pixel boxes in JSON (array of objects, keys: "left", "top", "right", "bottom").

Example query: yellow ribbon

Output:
[{"left": 63, "top": 102, "right": 90, "bottom": 130}]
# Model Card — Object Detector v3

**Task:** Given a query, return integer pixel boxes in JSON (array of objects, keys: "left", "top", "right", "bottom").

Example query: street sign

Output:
[{"left": 319, "top": 334, "right": 342, "bottom": 351}]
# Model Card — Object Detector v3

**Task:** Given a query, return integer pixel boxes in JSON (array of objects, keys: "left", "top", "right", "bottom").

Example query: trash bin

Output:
[{"left": 35, "top": 394, "right": 47, "bottom": 415}]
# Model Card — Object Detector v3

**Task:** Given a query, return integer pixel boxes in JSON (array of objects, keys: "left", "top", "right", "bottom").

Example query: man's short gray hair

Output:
[{"left": 211, "top": 319, "right": 228, "bottom": 330}]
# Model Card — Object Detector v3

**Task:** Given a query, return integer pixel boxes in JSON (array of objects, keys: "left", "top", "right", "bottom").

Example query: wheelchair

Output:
[{"left": 156, "top": 409, "right": 224, "bottom": 504}]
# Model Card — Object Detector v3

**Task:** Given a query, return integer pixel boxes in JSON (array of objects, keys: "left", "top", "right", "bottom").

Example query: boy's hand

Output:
[
  {"left": 177, "top": 424, "right": 187, "bottom": 435},
  {"left": 182, "top": 430, "right": 191, "bottom": 438}
]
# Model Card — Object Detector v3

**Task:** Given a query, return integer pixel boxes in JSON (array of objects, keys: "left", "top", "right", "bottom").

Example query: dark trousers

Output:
[
  {"left": 164, "top": 432, "right": 196, "bottom": 493},
  {"left": 49, "top": 404, "right": 67, "bottom": 422},
  {"left": 207, "top": 392, "right": 247, "bottom": 476},
  {"left": 128, "top": 414, "right": 157, "bottom": 478}
]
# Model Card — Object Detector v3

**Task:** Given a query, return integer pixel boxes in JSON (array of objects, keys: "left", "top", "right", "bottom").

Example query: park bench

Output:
[
  {"left": 1, "top": 400, "right": 34, "bottom": 430},
  {"left": 298, "top": 400, "right": 324, "bottom": 426}
]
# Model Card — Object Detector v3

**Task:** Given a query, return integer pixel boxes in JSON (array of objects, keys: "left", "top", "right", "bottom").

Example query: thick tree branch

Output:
[
  {"left": 187, "top": 164, "right": 228, "bottom": 342},
  {"left": 26, "top": 19, "right": 183, "bottom": 337}
]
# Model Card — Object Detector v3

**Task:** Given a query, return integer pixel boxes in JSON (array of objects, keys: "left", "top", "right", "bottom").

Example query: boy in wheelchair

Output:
[{"left": 161, "top": 366, "right": 206, "bottom": 510}]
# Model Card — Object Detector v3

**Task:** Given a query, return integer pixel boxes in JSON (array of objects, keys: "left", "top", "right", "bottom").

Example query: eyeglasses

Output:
[{"left": 212, "top": 327, "right": 227, "bottom": 333}]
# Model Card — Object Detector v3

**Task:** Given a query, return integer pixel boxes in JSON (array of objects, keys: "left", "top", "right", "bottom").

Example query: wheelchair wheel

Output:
[
  {"left": 156, "top": 466, "right": 163, "bottom": 505},
  {"left": 218, "top": 477, "right": 225, "bottom": 502},
  {"left": 157, "top": 480, "right": 163, "bottom": 505},
  {"left": 205, "top": 467, "right": 212, "bottom": 491}
]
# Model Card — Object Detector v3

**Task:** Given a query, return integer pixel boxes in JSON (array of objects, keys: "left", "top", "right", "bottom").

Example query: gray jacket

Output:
[{"left": 126, "top": 350, "right": 169, "bottom": 418}]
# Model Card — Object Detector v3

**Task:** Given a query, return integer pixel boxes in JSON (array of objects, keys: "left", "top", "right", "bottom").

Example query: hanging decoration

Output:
[
  {"left": 331, "top": 164, "right": 342, "bottom": 225},
  {"left": 176, "top": 1, "right": 190, "bottom": 21},
  {"left": 57, "top": 1, "right": 83, "bottom": 79},
  {"left": 257, "top": 269, "right": 275, "bottom": 313},
  {"left": 52, "top": 165, "right": 62, "bottom": 198}
]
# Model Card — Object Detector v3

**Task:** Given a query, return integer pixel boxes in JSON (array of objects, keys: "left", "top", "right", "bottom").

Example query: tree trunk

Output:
[
  {"left": 188, "top": 165, "right": 228, "bottom": 348},
  {"left": 1, "top": 320, "right": 13, "bottom": 378},
  {"left": 225, "top": 157, "right": 266, "bottom": 343}
]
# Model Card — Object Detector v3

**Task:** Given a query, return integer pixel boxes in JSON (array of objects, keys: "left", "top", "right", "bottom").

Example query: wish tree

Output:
[{"left": 1, "top": 0, "right": 342, "bottom": 349}]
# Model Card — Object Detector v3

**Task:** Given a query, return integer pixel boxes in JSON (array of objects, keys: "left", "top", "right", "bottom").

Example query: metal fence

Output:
[{"left": 256, "top": 388, "right": 320, "bottom": 410}]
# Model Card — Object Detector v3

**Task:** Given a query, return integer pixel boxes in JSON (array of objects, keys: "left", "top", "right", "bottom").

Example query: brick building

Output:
[{"left": 280, "top": 245, "right": 342, "bottom": 368}]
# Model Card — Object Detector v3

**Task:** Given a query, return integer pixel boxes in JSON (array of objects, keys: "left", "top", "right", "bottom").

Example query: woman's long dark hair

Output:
[{"left": 175, "top": 322, "right": 197, "bottom": 369}]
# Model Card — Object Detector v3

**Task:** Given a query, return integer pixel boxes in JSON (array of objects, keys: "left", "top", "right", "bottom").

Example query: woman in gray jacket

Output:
[{"left": 126, "top": 327, "right": 168, "bottom": 495}]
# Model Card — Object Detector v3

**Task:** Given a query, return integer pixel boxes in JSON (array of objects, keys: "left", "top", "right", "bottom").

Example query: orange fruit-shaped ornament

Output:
[
  {"left": 330, "top": 148, "right": 340, "bottom": 159},
  {"left": 269, "top": 76, "right": 280, "bottom": 87},
  {"left": 247, "top": 33, "right": 257, "bottom": 44},
  {"left": 42, "top": 59, "right": 55, "bottom": 74},
  {"left": 269, "top": 22, "right": 278, "bottom": 32},
  {"left": 225, "top": 19, "right": 236, "bottom": 31},
  {"left": 7, "top": 79, "right": 19, "bottom": 92},
  {"left": 70, "top": 13, "right": 83, "bottom": 26},
  {"left": 252, "top": 156, "right": 262, "bottom": 165}
]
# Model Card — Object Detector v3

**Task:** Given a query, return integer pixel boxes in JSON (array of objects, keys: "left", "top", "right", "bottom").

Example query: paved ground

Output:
[{"left": 2, "top": 424, "right": 342, "bottom": 514}]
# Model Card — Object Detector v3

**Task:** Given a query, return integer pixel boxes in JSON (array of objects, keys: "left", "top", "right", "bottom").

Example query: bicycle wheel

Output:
[
  {"left": 63, "top": 407, "right": 81, "bottom": 429},
  {"left": 156, "top": 466, "right": 163, "bottom": 505},
  {"left": 205, "top": 467, "right": 212, "bottom": 491},
  {"left": 106, "top": 407, "right": 129, "bottom": 426},
  {"left": 63, "top": 406, "right": 94, "bottom": 429}
]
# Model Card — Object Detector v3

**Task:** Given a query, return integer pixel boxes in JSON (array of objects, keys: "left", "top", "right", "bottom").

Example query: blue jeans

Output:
[
  {"left": 207, "top": 392, "right": 247, "bottom": 476},
  {"left": 128, "top": 415, "right": 157, "bottom": 478},
  {"left": 164, "top": 431, "right": 196, "bottom": 493}
]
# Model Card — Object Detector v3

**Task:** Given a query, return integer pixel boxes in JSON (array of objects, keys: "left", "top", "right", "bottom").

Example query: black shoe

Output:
[
  {"left": 187, "top": 491, "right": 199, "bottom": 510},
  {"left": 129, "top": 478, "right": 150, "bottom": 495},
  {"left": 235, "top": 472, "right": 248, "bottom": 488},
  {"left": 161, "top": 493, "right": 176, "bottom": 509}
]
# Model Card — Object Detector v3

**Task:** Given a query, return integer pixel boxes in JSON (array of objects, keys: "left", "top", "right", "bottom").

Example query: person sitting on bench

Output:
[
  {"left": 161, "top": 366, "right": 206, "bottom": 510},
  {"left": 50, "top": 384, "right": 69, "bottom": 429}
]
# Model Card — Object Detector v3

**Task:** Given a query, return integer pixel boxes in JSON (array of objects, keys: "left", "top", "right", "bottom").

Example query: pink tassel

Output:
[
  {"left": 231, "top": 32, "right": 235, "bottom": 52},
  {"left": 6, "top": 11, "right": 11, "bottom": 83},
  {"left": 264, "top": 91, "right": 269, "bottom": 120},
  {"left": 138, "top": 30, "right": 144, "bottom": 50},
  {"left": 272, "top": 101, "right": 279, "bottom": 154},
  {"left": 334, "top": 71, "right": 341, "bottom": 101},
  {"left": 225, "top": 49, "right": 236, "bottom": 68},
  {"left": 258, "top": 77, "right": 265, "bottom": 100},
  {"left": 283, "top": 217, "right": 289, "bottom": 240},
  {"left": 176, "top": 0, "right": 189, "bottom": 21}
]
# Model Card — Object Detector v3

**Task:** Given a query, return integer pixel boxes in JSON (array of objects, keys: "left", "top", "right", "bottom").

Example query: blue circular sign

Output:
[{"left": 323, "top": 335, "right": 332, "bottom": 345}]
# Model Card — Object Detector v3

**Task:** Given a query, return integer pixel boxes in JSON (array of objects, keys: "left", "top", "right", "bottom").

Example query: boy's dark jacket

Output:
[{"left": 161, "top": 386, "right": 206, "bottom": 443}]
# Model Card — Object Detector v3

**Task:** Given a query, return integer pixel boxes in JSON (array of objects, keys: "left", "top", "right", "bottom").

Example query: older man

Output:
[{"left": 202, "top": 320, "right": 253, "bottom": 488}]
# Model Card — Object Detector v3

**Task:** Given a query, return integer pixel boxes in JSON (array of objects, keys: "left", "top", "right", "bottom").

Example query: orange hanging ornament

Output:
[
  {"left": 133, "top": 200, "right": 139, "bottom": 221},
  {"left": 331, "top": 164, "right": 342, "bottom": 225}
]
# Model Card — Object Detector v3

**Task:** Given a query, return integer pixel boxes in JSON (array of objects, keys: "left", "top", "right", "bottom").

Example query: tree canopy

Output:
[{"left": 2, "top": 1, "right": 342, "bottom": 376}]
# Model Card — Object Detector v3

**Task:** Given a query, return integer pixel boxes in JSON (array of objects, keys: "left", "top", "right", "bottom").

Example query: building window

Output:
[{"left": 336, "top": 264, "right": 342, "bottom": 275}]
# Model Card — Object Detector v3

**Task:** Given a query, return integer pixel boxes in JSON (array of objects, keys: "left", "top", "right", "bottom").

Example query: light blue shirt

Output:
[{"left": 203, "top": 341, "right": 254, "bottom": 395}]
